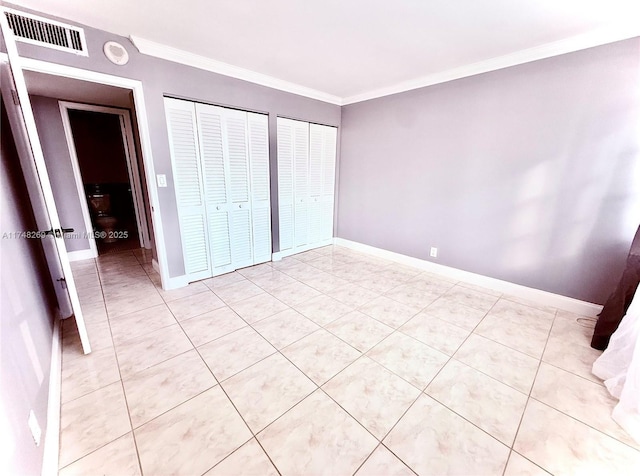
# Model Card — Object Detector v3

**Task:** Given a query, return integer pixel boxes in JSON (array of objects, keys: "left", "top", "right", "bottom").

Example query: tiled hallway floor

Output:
[{"left": 60, "top": 246, "right": 640, "bottom": 475}]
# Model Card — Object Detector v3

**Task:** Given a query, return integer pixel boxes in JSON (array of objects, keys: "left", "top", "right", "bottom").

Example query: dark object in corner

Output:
[{"left": 591, "top": 226, "right": 640, "bottom": 350}]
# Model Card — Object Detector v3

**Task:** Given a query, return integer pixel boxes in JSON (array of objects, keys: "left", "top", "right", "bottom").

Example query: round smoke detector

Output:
[{"left": 103, "top": 41, "right": 129, "bottom": 65}]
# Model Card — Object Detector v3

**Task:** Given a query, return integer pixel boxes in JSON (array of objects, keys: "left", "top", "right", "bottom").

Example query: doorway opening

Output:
[{"left": 61, "top": 103, "right": 149, "bottom": 256}]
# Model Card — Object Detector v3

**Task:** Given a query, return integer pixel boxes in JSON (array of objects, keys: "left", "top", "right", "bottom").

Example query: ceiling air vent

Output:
[{"left": 3, "top": 8, "right": 87, "bottom": 55}]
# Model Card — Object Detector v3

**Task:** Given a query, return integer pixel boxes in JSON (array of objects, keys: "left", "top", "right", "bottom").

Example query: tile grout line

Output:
[
  {"left": 64, "top": 245, "right": 615, "bottom": 475},
  {"left": 502, "top": 308, "right": 559, "bottom": 476},
  {"left": 175, "top": 317, "right": 285, "bottom": 476},
  {"left": 208, "top": 256, "right": 508, "bottom": 467},
  {"left": 61, "top": 253, "right": 147, "bottom": 474},
  {"left": 98, "top": 252, "right": 146, "bottom": 476},
  {"left": 127, "top": 282, "right": 284, "bottom": 476},
  {"left": 240, "top": 267, "right": 485, "bottom": 473}
]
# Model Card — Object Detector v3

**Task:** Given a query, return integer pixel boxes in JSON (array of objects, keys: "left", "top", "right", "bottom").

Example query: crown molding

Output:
[
  {"left": 129, "top": 35, "right": 343, "bottom": 105},
  {"left": 131, "top": 24, "right": 638, "bottom": 108},
  {"left": 341, "top": 24, "right": 640, "bottom": 105}
]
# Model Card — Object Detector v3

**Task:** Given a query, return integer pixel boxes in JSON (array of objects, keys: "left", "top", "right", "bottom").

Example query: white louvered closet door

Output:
[
  {"left": 164, "top": 98, "right": 211, "bottom": 281},
  {"left": 277, "top": 118, "right": 295, "bottom": 252},
  {"left": 308, "top": 124, "right": 324, "bottom": 245},
  {"left": 320, "top": 125, "right": 337, "bottom": 242},
  {"left": 248, "top": 113, "right": 272, "bottom": 264},
  {"left": 293, "top": 120, "right": 310, "bottom": 248},
  {"left": 223, "top": 109, "right": 254, "bottom": 269},
  {"left": 195, "top": 103, "right": 234, "bottom": 276}
]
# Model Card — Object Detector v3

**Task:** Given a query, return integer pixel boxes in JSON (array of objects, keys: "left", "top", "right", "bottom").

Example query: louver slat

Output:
[
  {"left": 293, "top": 120, "right": 310, "bottom": 248},
  {"left": 277, "top": 118, "right": 295, "bottom": 252},
  {"left": 225, "top": 113, "right": 250, "bottom": 204},
  {"left": 196, "top": 104, "right": 233, "bottom": 273}
]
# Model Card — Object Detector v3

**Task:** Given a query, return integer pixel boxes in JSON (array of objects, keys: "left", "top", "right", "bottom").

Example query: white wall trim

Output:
[
  {"left": 334, "top": 238, "right": 603, "bottom": 317},
  {"left": 67, "top": 248, "right": 97, "bottom": 262},
  {"left": 275, "top": 239, "right": 334, "bottom": 260},
  {"left": 342, "top": 26, "right": 640, "bottom": 105},
  {"left": 16, "top": 57, "right": 173, "bottom": 290},
  {"left": 5, "top": 25, "right": 638, "bottom": 108},
  {"left": 164, "top": 274, "right": 191, "bottom": 290},
  {"left": 130, "top": 36, "right": 343, "bottom": 106},
  {"left": 41, "top": 318, "right": 61, "bottom": 476},
  {"left": 57, "top": 101, "right": 99, "bottom": 258},
  {"left": 271, "top": 252, "right": 283, "bottom": 262},
  {"left": 151, "top": 259, "right": 189, "bottom": 289}
]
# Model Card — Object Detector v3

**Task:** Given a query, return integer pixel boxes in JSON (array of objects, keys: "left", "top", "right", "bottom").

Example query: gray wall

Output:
[
  {"left": 30, "top": 95, "right": 91, "bottom": 252},
  {"left": 1, "top": 100, "right": 57, "bottom": 476},
  {"left": 8, "top": 3, "right": 341, "bottom": 277},
  {"left": 339, "top": 38, "right": 640, "bottom": 304}
]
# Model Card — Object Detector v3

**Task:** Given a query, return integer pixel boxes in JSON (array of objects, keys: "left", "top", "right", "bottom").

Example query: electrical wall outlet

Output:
[
  {"left": 430, "top": 247, "right": 438, "bottom": 258},
  {"left": 28, "top": 410, "right": 41, "bottom": 446}
]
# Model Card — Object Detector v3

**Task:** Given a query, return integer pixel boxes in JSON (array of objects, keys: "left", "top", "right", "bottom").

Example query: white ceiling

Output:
[{"left": 9, "top": 0, "right": 640, "bottom": 103}]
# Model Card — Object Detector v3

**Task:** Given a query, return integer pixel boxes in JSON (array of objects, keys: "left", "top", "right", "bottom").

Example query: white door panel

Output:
[
  {"left": 207, "top": 210, "right": 233, "bottom": 273},
  {"left": 168, "top": 100, "right": 271, "bottom": 279},
  {"left": 279, "top": 119, "right": 336, "bottom": 255},
  {"left": 195, "top": 103, "right": 233, "bottom": 274},
  {"left": 320, "top": 125, "right": 337, "bottom": 241},
  {"left": 248, "top": 112, "right": 271, "bottom": 264},
  {"left": 223, "top": 109, "right": 253, "bottom": 268},
  {"left": 165, "top": 98, "right": 211, "bottom": 280},
  {"left": 1, "top": 19, "right": 91, "bottom": 352},
  {"left": 277, "top": 118, "right": 295, "bottom": 251},
  {"left": 230, "top": 205, "right": 253, "bottom": 268}
]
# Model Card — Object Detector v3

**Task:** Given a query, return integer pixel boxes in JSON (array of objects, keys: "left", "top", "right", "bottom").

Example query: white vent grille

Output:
[{"left": 3, "top": 8, "right": 87, "bottom": 55}]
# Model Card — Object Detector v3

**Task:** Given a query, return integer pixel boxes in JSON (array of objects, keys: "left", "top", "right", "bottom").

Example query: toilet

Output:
[{"left": 87, "top": 186, "right": 118, "bottom": 243}]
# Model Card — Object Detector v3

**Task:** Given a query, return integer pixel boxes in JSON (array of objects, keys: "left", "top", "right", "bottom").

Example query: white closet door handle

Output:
[
  {"left": 239, "top": 204, "right": 243, "bottom": 208},
  {"left": 216, "top": 205, "right": 220, "bottom": 210}
]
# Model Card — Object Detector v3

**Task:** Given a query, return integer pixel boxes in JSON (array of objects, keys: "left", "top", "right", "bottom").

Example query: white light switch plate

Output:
[{"left": 156, "top": 174, "right": 167, "bottom": 187}]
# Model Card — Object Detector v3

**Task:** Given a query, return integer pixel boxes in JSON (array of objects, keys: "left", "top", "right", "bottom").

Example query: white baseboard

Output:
[
  {"left": 165, "top": 274, "right": 191, "bottom": 290},
  {"left": 67, "top": 249, "right": 97, "bottom": 262},
  {"left": 334, "top": 238, "right": 603, "bottom": 317},
  {"left": 41, "top": 318, "right": 61, "bottom": 476},
  {"left": 273, "top": 240, "right": 334, "bottom": 261}
]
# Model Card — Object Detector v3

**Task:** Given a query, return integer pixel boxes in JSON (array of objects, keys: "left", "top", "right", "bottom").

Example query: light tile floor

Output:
[{"left": 59, "top": 246, "right": 640, "bottom": 475}]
